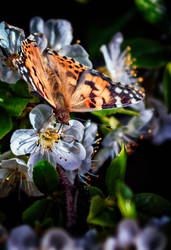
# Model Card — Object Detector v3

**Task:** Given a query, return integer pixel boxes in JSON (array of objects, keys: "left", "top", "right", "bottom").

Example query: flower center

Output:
[{"left": 39, "top": 128, "right": 61, "bottom": 151}]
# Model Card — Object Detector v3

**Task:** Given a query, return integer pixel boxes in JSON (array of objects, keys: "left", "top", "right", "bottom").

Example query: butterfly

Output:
[{"left": 12, "top": 35, "right": 145, "bottom": 124}]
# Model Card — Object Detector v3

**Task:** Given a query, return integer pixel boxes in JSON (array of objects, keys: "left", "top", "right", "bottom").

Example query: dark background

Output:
[{"left": 1, "top": 0, "right": 171, "bottom": 201}]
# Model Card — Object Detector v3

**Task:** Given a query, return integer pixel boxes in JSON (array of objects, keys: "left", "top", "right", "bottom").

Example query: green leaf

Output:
[
  {"left": 10, "top": 80, "right": 30, "bottom": 98},
  {"left": 85, "top": 186, "right": 104, "bottom": 198},
  {"left": 92, "top": 108, "right": 140, "bottom": 118},
  {"left": 87, "top": 195, "right": 118, "bottom": 227},
  {"left": 0, "top": 107, "right": 12, "bottom": 139},
  {"left": 163, "top": 62, "right": 171, "bottom": 113},
  {"left": 0, "top": 81, "right": 29, "bottom": 116},
  {"left": 0, "top": 97, "right": 29, "bottom": 116},
  {"left": 116, "top": 181, "right": 136, "bottom": 218},
  {"left": 122, "top": 38, "right": 170, "bottom": 68},
  {"left": 106, "top": 143, "right": 127, "bottom": 196},
  {"left": 134, "top": 0, "right": 167, "bottom": 24},
  {"left": 133, "top": 193, "right": 171, "bottom": 217},
  {"left": 22, "top": 198, "right": 57, "bottom": 226},
  {"left": 33, "top": 160, "right": 59, "bottom": 195}
]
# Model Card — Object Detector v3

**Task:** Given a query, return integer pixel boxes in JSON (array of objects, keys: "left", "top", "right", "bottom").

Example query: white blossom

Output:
[
  {"left": 10, "top": 104, "right": 87, "bottom": 175},
  {"left": 100, "top": 32, "right": 143, "bottom": 88},
  {"left": 29, "top": 16, "right": 92, "bottom": 68},
  {"left": 148, "top": 98, "right": 171, "bottom": 145},
  {"left": 94, "top": 104, "right": 153, "bottom": 169},
  {"left": 65, "top": 120, "right": 98, "bottom": 184},
  {"left": 0, "top": 158, "right": 42, "bottom": 197},
  {"left": 0, "top": 21, "right": 25, "bottom": 83}
]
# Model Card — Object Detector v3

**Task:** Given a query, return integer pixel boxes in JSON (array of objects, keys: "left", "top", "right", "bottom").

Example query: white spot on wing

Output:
[{"left": 115, "top": 87, "right": 122, "bottom": 94}]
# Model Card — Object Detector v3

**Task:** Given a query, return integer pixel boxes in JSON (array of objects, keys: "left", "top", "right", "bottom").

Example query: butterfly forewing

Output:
[{"left": 13, "top": 39, "right": 57, "bottom": 109}]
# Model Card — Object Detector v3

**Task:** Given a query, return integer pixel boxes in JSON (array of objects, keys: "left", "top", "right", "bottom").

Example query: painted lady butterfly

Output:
[{"left": 13, "top": 36, "right": 145, "bottom": 124}]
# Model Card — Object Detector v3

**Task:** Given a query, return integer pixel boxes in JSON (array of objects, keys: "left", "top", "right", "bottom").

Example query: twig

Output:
[{"left": 56, "top": 165, "right": 77, "bottom": 228}]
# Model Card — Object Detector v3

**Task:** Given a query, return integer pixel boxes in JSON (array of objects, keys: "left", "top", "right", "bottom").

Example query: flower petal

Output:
[
  {"left": 0, "top": 21, "right": 25, "bottom": 54},
  {"left": 59, "top": 44, "right": 92, "bottom": 68},
  {"left": 127, "top": 109, "right": 153, "bottom": 136},
  {"left": 29, "top": 16, "right": 45, "bottom": 34},
  {"left": 109, "top": 32, "right": 123, "bottom": 62},
  {"left": 79, "top": 145, "right": 93, "bottom": 175},
  {"left": 64, "top": 120, "right": 85, "bottom": 142},
  {"left": 27, "top": 148, "right": 57, "bottom": 173},
  {"left": 29, "top": 104, "right": 53, "bottom": 130},
  {"left": 10, "top": 129, "right": 38, "bottom": 155},
  {"left": 83, "top": 121, "right": 97, "bottom": 147},
  {"left": 45, "top": 19, "right": 73, "bottom": 50},
  {"left": 52, "top": 140, "right": 86, "bottom": 170},
  {"left": 0, "top": 62, "right": 20, "bottom": 83},
  {"left": 27, "top": 33, "right": 48, "bottom": 53},
  {"left": 1, "top": 158, "right": 26, "bottom": 170}
]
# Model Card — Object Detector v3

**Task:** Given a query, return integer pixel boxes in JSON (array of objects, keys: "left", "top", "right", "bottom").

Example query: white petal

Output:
[
  {"left": 117, "top": 219, "right": 139, "bottom": 248},
  {"left": 127, "top": 109, "right": 153, "bottom": 136},
  {"left": 64, "top": 120, "right": 85, "bottom": 142},
  {"left": 79, "top": 145, "right": 93, "bottom": 175},
  {"left": 10, "top": 129, "right": 38, "bottom": 155},
  {"left": 29, "top": 104, "right": 53, "bottom": 130},
  {"left": 109, "top": 32, "right": 123, "bottom": 62},
  {"left": 52, "top": 140, "right": 86, "bottom": 170},
  {"left": 0, "top": 61, "right": 20, "bottom": 83},
  {"left": 103, "top": 237, "right": 119, "bottom": 250},
  {"left": 93, "top": 147, "right": 112, "bottom": 171},
  {"left": 27, "top": 149, "right": 57, "bottom": 172},
  {"left": 1, "top": 158, "right": 26, "bottom": 170},
  {"left": 45, "top": 19, "right": 73, "bottom": 50},
  {"left": 83, "top": 122, "right": 97, "bottom": 147},
  {"left": 0, "top": 21, "right": 25, "bottom": 54},
  {"left": 100, "top": 44, "right": 116, "bottom": 79},
  {"left": 59, "top": 44, "right": 92, "bottom": 68},
  {"left": 27, "top": 33, "right": 48, "bottom": 53},
  {"left": 135, "top": 227, "right": 166, "bottom": 250},
  {"left": 29, "top": 16, "right": 45, "bottom": 34}
]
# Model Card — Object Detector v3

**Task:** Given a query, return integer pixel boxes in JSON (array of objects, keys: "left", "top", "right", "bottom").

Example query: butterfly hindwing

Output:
[{"left": 70, "top": 69, "right": 145, "bottom": 112}]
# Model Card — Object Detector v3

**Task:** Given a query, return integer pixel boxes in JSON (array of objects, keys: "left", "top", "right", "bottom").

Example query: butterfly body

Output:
[{"left": 12, "top": 37, "right": 145, "bottom": 124}]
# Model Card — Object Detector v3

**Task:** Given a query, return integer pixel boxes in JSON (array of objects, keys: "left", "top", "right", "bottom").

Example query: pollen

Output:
[
  {"left": 138, "top": 77, "right": 143, "bottom": 82},
  {"left": 39, "top": 128, "right": 61, "bottom": 152}
]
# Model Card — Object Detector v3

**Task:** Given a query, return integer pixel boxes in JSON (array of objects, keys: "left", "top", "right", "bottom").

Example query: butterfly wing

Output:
[
  {"left": 13, "top": 38, "right": 59, "bottom": 109},
  {"left": 45, "top": 49, "right": 88, "bottom": 104},
  {"left": 70, "top": 69, "right": 145, "bottom": 112},
  {"left": 13, "top": 40, "right": 144, "bottom": 116}
]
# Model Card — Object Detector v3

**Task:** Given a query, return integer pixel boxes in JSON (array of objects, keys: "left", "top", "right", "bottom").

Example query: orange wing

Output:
[
  {"left": 45, "top": 50, "right": 145, "bottom": 112},
  {"left": 70, "top": 69, "right": 145, "bottom": 112},
  {"left": 13, "top": 38, "right": 144, "bottom": 116},
  {"left": 13, "top": 38, "right": 59, "bottom": 109}
]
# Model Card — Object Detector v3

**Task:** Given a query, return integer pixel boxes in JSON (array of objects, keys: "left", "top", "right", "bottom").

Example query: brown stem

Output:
[{"left": 57, "top": 165, "right": 78, "bottom": 228}]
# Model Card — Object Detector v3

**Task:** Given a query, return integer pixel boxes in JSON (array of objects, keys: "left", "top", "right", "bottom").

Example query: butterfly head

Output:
[{"left": 55, "top": 108, "right": 70, "bottom": 125}]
